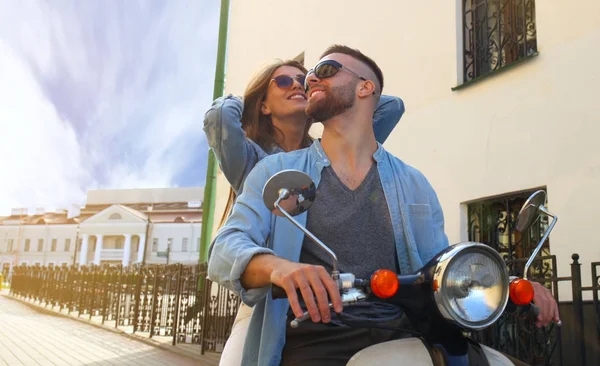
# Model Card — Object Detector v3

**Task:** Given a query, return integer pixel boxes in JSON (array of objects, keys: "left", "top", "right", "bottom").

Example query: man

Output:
[{"left": 208, "top": 45, "right": 559, "bottom": 366}]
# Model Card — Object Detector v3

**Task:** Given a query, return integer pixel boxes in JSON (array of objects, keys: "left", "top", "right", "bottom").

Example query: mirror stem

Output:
[
  {"left": 275, "top": 189, "right": 340, "bottom": 279},
  {"left": 524, "top": 206, "right": 557, "bottom": 280}
]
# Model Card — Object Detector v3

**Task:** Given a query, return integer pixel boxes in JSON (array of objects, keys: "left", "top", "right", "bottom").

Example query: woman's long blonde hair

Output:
[{"left": 218, "top": 60, "right": 313, "bottom": 228}]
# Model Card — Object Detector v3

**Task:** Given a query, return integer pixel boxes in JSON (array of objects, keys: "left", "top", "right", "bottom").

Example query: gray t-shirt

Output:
[
  {"left": 282, "top": 164, "right": 400, "bottom": 366},
  {"left": 299, "top": 164, "right": 398, "bottom": 277}
]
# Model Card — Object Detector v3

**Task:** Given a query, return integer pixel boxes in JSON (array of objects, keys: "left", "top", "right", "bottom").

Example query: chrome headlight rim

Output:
[{"left": 433, "top": 242, "right": 509, "bottom": 331}]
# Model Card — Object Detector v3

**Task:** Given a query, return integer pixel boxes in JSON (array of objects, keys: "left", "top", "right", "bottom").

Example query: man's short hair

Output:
[{"left": 320, "top": 44, "right": 384, "bottom": 94}]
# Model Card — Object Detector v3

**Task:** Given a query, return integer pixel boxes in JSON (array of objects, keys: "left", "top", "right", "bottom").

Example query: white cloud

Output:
[
  {"left": 0, "top": 40, "right": 88, "bottom": 214},
  {"left": 0, "top": 1, "right": 219, "bottom": 215}
]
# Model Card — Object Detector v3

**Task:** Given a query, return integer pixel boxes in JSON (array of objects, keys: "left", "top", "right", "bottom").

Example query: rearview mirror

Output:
[
  {"left": 515, "top": 190, "right": 546, "bottom": 232},
  {"left": 261, "top": 169, "right": 339, "bottom": 277},
  {"left": 262, "top": 170, "right": 316, "bottom": 217}
]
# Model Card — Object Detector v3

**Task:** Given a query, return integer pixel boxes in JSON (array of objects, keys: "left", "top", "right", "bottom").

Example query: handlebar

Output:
[
  {"left": 528, "top": 302, "right": 541, "bottom": 318},
  {"left": 271, "top": 285, "right": 288, "bottom": 299},
  {"left": 509, "top": 300, "right": 562, "bottom": 327}
]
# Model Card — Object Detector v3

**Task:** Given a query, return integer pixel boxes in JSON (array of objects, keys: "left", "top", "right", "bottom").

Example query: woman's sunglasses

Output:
[{"left": 271, "top": 74, "right": 306, "bottom": 89}]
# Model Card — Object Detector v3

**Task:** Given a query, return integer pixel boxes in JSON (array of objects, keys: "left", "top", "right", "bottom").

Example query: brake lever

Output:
[
  {"left": 290, "top": 301, "right": 346, "bottom": 328},
  {"left": 290, "top": 311, "right": 313, "bottom": 328},
  {"left": 290, "top": 289, "right": 367, "bottom": 328}
]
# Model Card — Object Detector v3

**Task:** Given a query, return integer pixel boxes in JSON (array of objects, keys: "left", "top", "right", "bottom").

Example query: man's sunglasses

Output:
[
  {"left": 271, "top": 74, "right": 306, "bottom": 89},
  {"left": 304, "top": 60, "right": 370, "bottom": 93}
]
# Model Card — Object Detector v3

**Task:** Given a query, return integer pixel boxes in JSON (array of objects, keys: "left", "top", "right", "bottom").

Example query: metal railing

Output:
[
  {"left": 9, "top": 262, "right": 240, "bottom": 354},
  {"left": 100, "top": 249, "right": 125, "bottom": 260}
]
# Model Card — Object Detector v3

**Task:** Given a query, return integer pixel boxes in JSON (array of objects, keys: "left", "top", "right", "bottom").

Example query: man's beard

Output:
[{"left": 306, "top": 83, "right": 355, "bottom": 122}]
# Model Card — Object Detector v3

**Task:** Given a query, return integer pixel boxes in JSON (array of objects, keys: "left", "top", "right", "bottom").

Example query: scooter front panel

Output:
[{"left": 347, "top": 337, "right": 434, "bottom": 366}]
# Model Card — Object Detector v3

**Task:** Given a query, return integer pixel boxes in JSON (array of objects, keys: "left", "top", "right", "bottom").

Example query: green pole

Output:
[{"left": 199, "top": 0, "right": 230, "bottom": 264}]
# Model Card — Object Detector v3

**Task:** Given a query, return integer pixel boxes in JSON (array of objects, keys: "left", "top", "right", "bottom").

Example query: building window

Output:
[
  {"left": 182, "top": 238, "right": 188, "bottom": 252},
  {"left": 109, "top": 213, "right": 122, "bottom": 220},
  {"left": 38, "top": 239, "right": 44, "bottom": 252},
  {"left": 7, "top": 239, "right": 14, "bottom": 252},
  {"left": 462, "top": 0, "right": 537, "bottom": 83},
  {"left": 51, "top": 239, "right": 57, "bottom": 252},
  {"left": 24, "top": 239, "right": 30, "bottom": 252},
  {"left": 65, "top": 239, "right": 71, "bottom": 252},
  {"left": 167, "top": 238, "right": 173, "bottom": 251},
  {"left": 196, "top": 238, "right": 201, "bottom": 252},
  {"left": 467, "top": 188, "right": 551, "bottom": 281},
  {"left": 152, "top": 238, "right": 159, "bottom": 252}
]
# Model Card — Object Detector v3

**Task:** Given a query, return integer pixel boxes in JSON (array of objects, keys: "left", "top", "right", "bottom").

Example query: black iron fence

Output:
[{"left": 9, "top": 262, "right": 240, "bottom": 354}]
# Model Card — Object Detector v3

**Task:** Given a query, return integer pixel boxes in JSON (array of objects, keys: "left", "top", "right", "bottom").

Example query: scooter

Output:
[{"left": 261, "top": 169, "right": 560, "bottom": 366}]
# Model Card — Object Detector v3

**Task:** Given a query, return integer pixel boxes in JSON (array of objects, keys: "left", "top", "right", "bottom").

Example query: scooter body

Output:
[
  {"left": 262, "top": 171, "right": 557, "bottom": 366},
  {"left": 348, "top": 337, "right": 515, "bottom": 366}
]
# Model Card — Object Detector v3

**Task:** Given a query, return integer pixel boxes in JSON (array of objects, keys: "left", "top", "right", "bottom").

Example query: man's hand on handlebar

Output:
[
  {"left": 270, "top": 262, "right": 343, "bottom": 323},
  {"left": 531, "top": 281, "right": 560, "bottom": 327}
]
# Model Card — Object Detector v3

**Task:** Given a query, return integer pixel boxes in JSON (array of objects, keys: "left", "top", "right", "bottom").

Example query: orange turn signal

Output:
[
  {"left": 370, "top": 269, "right": 399, "bottom": 299},
  {"left": 509, "top": 278, "right": 534, "bottom": 305}
]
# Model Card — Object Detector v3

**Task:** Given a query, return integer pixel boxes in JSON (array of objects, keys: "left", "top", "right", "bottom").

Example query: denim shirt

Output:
[
  {"left": 207, "top": 140, "right": 449, "bottom": 366},
  {"left": 203, "top": 94, "right": 405, "bottom": 194}
]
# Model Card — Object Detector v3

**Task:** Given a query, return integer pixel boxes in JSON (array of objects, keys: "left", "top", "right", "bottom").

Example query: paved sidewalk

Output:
[{"left": 0, "top": 294, "right": 203, "bottom": 366}]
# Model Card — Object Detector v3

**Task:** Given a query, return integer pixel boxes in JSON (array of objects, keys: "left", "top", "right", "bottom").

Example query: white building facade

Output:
[
  {"left": 0, "top": 187, "right": 203, "bottom": 280},
  {"left": 211, "top": 0, "right": 600, "bottom": 301}
]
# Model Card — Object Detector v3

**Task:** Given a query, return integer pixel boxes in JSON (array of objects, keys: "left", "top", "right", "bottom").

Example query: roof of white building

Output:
[{"left": 1, "top": 188, "right": 203, "bottom": 225}]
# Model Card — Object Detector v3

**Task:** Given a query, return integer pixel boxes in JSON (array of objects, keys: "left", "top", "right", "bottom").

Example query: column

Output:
[
  {"left": 79, "top": 234, "right": 89, "bottom": 265},
  {"left": 122, "top": 234, "right": 132, "bottom": 266},
  {"left": 93, "top": 235, "right": 103, "bottom": 265},
  {"left": 137, "top": 234, "right": 146, "bottom": 263}
]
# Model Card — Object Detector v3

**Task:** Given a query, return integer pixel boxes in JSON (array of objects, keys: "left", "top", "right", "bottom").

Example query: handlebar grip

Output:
[
  {"left": 271, "top": 286, "right": 310, "bottom": 304},
  {"left": 529, "top": 302, "right": 541, "bottom": 318},
  {"left": 271, "top": 285, "right": 288, "bottom": 299}
]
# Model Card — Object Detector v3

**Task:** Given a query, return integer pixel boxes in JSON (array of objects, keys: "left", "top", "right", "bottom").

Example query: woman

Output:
[{"left": 203, "top": 59, "right": 405, "bottom": 365}]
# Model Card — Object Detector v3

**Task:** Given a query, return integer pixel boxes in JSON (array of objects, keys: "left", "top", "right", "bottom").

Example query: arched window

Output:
[
  {"left": 109, "top": 213, "right": 122, "bottom": 220},
  {"left": 174, "top": 216, "right": 186, "bottom": 223},
  {"left": 36, "top": 219, "right": 46, "bottom": 224}
]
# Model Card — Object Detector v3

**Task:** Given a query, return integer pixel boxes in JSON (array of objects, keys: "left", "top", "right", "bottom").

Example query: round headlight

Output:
[{"left": 433, "top": 243, "right": 509, "bottom": 330}]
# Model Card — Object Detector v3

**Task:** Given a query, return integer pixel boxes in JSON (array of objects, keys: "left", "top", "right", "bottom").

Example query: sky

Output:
[{"left": 0, "top": 1, "right": 219, "bottom": 215}]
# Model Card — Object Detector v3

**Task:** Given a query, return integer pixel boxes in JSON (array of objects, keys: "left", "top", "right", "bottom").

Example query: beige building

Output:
[
  {"left": 212, "top": 0, "right": 600, "bottom": 300},
  {"left": 0, "top": 188, "right": 203, "bottom": 280}
]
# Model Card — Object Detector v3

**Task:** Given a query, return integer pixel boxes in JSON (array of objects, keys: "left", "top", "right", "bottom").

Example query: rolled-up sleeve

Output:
[
  {"left": 203, "top": 95, "right": 261, "bottom": 194},
  {"left": 207, "top": 159, "right": 277, "bottom": 306}
]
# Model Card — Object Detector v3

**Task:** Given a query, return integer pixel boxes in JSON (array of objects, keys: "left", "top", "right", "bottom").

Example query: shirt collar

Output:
[{"left": 309, "top": 138, "right": 385, "bottom": 166}]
